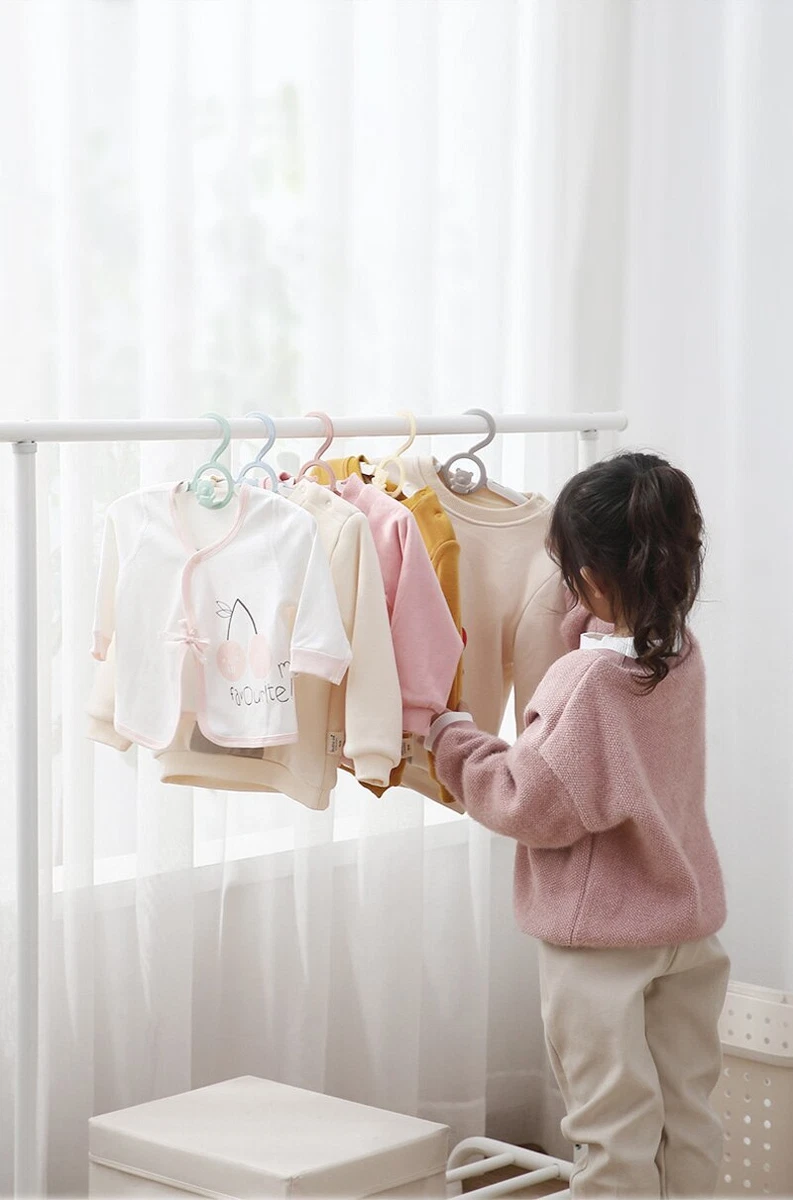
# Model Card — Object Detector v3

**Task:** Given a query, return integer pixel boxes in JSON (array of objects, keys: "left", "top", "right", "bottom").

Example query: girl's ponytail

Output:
[
  {"left": 625, "top": 462, "right": 704, "bottom": 687},
  {"left": 548, "top": 452, "right": 705, "bottom": 691}
]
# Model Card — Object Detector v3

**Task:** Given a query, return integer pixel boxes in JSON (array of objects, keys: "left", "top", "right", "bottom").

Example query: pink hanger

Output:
[{"left": 296, "top": 411, "right": 338, "bottom": 491}]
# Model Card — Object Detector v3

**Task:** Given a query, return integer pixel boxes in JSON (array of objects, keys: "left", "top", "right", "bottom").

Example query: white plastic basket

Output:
[{"left": 713, "top": 981, "right": 793, "bottom": 1197}]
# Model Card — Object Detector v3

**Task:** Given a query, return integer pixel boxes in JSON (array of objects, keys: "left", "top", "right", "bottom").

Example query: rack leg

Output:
[
  {"left": 14, "top": 441, "right": 39, "bottom": 1197},
  {"left": 577, "top": 429, "right": 600, "bottom": 471}
]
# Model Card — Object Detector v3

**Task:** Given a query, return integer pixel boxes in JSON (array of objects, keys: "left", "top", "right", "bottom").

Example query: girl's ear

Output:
[{"left": 580, "top": 567, "right": 605, "bottom": 599}]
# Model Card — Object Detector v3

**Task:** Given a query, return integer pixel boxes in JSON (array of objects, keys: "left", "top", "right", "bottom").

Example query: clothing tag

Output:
[
  {"left": 327, "top": 731, "right": 345, "bottom": 756},
  {"left": 401, "top": 735, "right": 414, "bottom": 761}
]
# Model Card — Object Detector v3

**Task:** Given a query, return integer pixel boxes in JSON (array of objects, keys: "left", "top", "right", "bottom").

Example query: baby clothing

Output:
[
  {"left": 91, "top": 483, "right": 351, "bottom": 750},
  {"left": 286, "top": 479, "right": 402, "bottom": 784},
  {"left": 327, "top": 456, "right": 463, "bottom": 804},
  {"left": 427, "top": 634, "right": 727, "bottom": 948},
  {"left": 336, "top": 474, "right": 463, "bottom": 737},
  {"left": 88, "top": 480, "right": 402, "bottom": 809},
  {"left": 326, "top": 456, "right": 462, "bottom": 695},
  {"left": 400, "top": 457, "right": 568, "bottom": 805}
]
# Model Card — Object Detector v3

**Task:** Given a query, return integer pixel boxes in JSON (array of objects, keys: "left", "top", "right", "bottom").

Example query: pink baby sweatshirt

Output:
[
  {"left": 338, "top": 474, "right": 463, "bottom": 736},
  {"left": 430, "top": 637, "right": 726, "bottom": 949}
]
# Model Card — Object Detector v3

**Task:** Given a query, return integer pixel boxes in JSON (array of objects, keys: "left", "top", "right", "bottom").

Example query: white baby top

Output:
[
  {"left": 91, "top": 482, "right": 351, "bottom": 750},
  {"left": 86, "top": 479, "right": 403, "bottom": 809}
]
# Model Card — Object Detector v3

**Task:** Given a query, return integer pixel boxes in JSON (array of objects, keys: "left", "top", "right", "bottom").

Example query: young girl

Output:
[{"left": 425, "top": 452, "right": 729, "bottom": 1199}]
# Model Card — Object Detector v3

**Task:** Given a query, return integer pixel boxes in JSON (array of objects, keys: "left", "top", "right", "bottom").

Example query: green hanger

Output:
[{"left": 188, "top": 413, "right": 235, "bottom": 509}]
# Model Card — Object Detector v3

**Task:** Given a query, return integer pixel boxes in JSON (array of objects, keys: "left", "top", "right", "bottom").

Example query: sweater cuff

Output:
[
  {"left": 86, "top": 715, "right": 133, "bottom": 752},
  {"left": 425, "top": 711, "right": 474, "bottom": 753},
  {"left": 353, "top": 754, "right": 395, "bottom": 788}
]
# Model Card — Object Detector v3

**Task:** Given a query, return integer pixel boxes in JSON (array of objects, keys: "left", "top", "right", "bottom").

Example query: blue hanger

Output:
[
  {"left": 188, "top": 413, "right": 235, "bottom": 509},
  {"left": 236, "top": 412, "right": 279, "bottom": 490}
]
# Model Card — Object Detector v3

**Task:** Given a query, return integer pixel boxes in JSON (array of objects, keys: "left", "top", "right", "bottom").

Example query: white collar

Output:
[{"left": 580, "top": 631, "right": 639, "bottom": 659}]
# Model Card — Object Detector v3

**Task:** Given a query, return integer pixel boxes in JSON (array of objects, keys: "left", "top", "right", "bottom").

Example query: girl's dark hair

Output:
[{"left": 547, "top": 452, "right": 704, "bottom": 690}]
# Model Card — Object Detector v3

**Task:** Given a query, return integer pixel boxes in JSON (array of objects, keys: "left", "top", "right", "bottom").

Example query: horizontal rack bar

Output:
[{"left": 0, "top": 411, "right": 628, "bottom": 444}]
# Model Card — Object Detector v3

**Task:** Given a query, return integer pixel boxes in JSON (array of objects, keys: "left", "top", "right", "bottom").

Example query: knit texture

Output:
[{"left": 432, "top": 638, "right": 726, "bottom": 948}]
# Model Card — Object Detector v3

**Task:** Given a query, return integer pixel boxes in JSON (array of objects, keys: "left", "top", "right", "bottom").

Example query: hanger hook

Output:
[
  {"left": 393, "top": 410, "right": 417, "bottom": 459},
  {"left": 373, "top": 410, "right": 417, "bottom": 495},
  {"left": 235, "top": 412, "right": 279, "bottom": 489},
  {"left": 295, "top": 411, "right": 338, "bottom": 489},
  {"left": 465, "top": 409, "right": 496, "bottom": 457},
  {"left": 305, "top": 411, "right": 335, "bottom": 460},
  {"left": 189, "top": 412, "right": 234, "bottom": 509},
  {"left": 245, "top": 412, "right": 277, "bottom": 461},
  {"left": 204, "top": 412, "right": 232, "bottom": 464}
]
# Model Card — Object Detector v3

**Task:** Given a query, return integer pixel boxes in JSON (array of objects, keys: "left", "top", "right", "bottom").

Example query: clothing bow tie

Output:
[{"left": 162, "top": 619, "right": 209, "bottom": 663}]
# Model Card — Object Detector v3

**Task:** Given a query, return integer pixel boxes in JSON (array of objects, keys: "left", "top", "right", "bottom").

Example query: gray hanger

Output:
[{"left": 439, "top": 408, "right": 495, "bottom": 494}]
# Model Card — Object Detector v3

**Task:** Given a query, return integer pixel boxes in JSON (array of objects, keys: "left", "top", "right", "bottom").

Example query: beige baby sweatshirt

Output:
[
  {"left": 87, "top": 479, "right": 402, "bottom": 809},
  {"left": 400, "top": 457, "right": 568, "bottom": 807}
]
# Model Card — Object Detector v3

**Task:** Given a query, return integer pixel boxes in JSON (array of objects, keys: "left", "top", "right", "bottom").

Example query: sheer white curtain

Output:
[{"left": 1, "top": 0, "right": 790, "bottom": 1195}]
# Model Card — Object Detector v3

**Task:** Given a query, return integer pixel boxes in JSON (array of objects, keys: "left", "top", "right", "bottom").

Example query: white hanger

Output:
[{"left": 372, "top": 410, "right": 417, "bottom": 497}]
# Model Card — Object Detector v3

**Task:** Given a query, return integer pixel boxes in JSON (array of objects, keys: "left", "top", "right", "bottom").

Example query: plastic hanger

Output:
[
  {"left": 295, "top": 411, "right": 338, "bottom": 491},
  {"left": 439, "top": 409, "right": 526, "bottom": 506},
  {"left": 372, "top": 410, "right": 416, "bottom": 496},
  {"left": 188, "top": 412, "right": 235, "bottom": 509},
  {"left": 236, "top": 412, "right": 279, "bottom": 490}
]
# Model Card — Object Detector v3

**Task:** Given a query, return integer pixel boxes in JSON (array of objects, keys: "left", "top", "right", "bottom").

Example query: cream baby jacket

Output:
[
  {"left": 91, "top": 483, "right": 351, "bottom": 750},
  {"left": 88, "top": 480, "right": 402, "bottom": 808}
]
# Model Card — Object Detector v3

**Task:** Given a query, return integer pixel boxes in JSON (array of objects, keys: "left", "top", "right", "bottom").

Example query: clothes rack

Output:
[{"left": 2, "top": 409, "right": 627, "bottom": 1197}]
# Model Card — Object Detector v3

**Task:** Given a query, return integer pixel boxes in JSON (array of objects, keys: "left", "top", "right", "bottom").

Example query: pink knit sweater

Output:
[{"left": 431, "top": 638, "right": 726, "bottom": 948}]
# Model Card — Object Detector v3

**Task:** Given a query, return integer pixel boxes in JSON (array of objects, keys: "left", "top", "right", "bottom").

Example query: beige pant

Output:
[{"left": 538, "top": 935, "right": 730, "bottom": 1198}]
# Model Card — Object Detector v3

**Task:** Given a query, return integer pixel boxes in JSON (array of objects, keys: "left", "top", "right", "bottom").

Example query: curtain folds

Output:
[{"left": 0, "top": 1, "right": 789, "bottom": 1193}]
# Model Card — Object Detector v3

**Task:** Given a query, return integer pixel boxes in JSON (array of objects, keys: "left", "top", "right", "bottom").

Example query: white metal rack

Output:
[
  {"left": 2, "top": 410, "right": 627, "bottom": 1196},
  {"left": 447, "top": 1137, "right": 574, "bottom": 1197}
]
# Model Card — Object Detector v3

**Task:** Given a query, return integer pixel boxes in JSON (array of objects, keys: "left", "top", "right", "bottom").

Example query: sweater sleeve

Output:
[
  {"left": 390, "top": 514, "right": 464, "bottom": 736},
  {"left": 433, "top": 653, "right": 631, "bottom": 847},
  {"left": 512, "top": 572, "right": 568, "bottom": 726},
  {"left": 290, "top": 526, "right": 353, "bottom": 685},
  {"left": 337, "top": 515, "right": 402, "bottom": 785},
  {"left": 86, "top": 640, "right": 133, "bottom": 751},
  {"left": 431, "top": 721, "right": 589, "bottom": 849},
  {"left": 91, "top": 511, "right": 119, "bottom": 661}
]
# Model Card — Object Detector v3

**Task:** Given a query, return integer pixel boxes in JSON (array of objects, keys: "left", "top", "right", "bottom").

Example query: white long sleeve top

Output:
[{"left": 91, "top": 482, "right": 351, "bottom": 750}]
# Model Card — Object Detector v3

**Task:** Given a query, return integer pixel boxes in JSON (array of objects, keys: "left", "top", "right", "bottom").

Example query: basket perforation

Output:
[{"left": 714, "top": 983, "right": 793, "bottom": 1196}]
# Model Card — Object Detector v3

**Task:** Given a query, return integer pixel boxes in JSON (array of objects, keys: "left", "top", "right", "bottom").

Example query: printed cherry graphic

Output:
[
  {"left": 216, "top": 639, "right": 246, "bottom": 681},
  {"left": 215, "top": 599, "right": 270, "bottom": 681}
]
